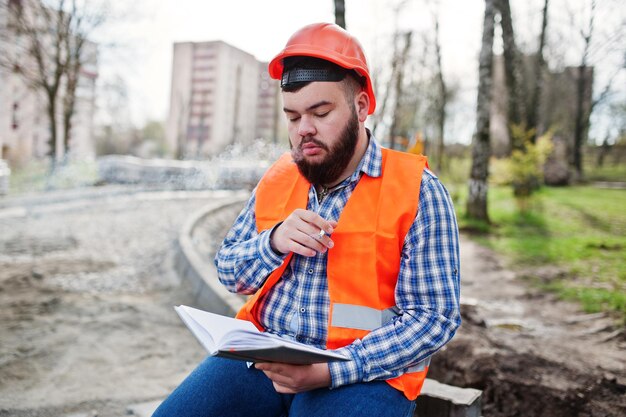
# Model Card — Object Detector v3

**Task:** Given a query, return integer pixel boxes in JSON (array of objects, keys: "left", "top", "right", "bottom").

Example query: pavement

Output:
[{"left": 0, "top": 186, "right": 248, "bottom": 417}]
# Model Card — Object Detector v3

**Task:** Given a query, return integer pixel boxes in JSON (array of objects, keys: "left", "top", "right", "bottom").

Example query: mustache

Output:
[{"left": 300, "top": 137, "right": 329, "bottom": 152}]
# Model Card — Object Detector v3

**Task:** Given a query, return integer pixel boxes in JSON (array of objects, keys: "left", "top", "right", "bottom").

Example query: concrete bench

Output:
[{"left": 416, "top": 378, "right": 482, "bottom": 416}]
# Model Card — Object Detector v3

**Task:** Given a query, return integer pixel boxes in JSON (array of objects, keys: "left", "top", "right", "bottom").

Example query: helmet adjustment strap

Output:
[{"left": 281, "top": 68, "right": 346, "bottom": 88}]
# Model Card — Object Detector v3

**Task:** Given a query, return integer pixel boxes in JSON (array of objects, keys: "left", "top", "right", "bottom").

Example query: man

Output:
[{"left": 153, "top": 22, "right": 460, "bottom": 417}]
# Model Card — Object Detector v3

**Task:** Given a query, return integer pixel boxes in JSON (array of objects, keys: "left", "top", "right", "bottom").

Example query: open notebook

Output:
[{"left": 175, "top": 305, "right": 349, "bottom": 365}]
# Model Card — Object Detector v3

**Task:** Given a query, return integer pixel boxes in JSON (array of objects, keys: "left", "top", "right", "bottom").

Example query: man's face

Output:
[{"left": 283, "top": 81, "right": 359, "bottom": 186}]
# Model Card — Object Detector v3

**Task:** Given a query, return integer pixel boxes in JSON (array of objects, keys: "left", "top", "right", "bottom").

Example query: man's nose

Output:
[{"left": 297, "top": 116, "right": 316, "bottom": 137}]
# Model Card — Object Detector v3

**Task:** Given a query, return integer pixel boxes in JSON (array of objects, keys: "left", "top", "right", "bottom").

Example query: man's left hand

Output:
[{"left": 254, "top": 362, "right": 331, "bottom": 394}]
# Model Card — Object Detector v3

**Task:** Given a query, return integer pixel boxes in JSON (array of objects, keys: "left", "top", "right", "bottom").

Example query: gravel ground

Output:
[
  {"left": 2, "top": 185, "right": 624, "bottom": 417},
  {"left": 0, "top": 187, "right": 243, "bottom": 417}
]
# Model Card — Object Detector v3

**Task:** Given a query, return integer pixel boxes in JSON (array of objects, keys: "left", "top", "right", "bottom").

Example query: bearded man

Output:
[{"left": 153, "top": 22, "right": 461, "bottom": 417}]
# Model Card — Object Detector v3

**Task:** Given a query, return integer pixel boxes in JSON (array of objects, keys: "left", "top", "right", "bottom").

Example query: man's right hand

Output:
[{"left": 270, "top": 209, "right": 337, "bottom": 257}]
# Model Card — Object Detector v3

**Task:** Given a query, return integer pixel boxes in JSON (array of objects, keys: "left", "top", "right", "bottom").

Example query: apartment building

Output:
[
  {"left": 0, "top": 0, "right": 98, "bottom": 167},
  {"left": 166, "top": 40, "right": 286, "bottom": 158}
]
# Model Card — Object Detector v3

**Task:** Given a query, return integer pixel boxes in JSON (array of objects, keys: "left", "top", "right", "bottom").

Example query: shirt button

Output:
[
  {"left": 300, "top": 307, "right": 306, "bottom": 313},
  {"left": 308, "top": 269, "right": 314, "bottom": 274}
]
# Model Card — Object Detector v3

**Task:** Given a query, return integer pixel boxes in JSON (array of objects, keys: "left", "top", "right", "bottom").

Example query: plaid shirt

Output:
[{"left": 215, "top": 137, "right": 461, "bottom": 389}]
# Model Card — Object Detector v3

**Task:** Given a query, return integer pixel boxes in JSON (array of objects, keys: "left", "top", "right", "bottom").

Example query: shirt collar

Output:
[{"left": 350, "top": 129, "right": 383, "bottom": 182}]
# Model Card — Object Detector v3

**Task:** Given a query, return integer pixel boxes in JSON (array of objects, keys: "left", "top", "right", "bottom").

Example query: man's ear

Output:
[{"left": 355, "top": 91, "right": 369, "bottom": 122}]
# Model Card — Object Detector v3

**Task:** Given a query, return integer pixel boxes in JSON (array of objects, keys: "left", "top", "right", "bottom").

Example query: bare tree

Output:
[
  {"left": 528, "top": 0, "right": 549, "bottom": 141},
  {"left": 467, "top": 0, "right": 496, "bottom": 222},
  {"left": 388, "top": 30, "right": 413, "bottom": 150},
  {"left": 572, "top": 0, "right": 596, "bottom": 182},
  {"left": 496, "top": 0, "right": 527, "bottom": 152},
  {"left": 60, "top": 0, "right": 102, "bottom": 160},
  {"left": 432, "top": 8, "right": 446, "bottom": 172},
  {"left": 334, "top": 0, "right": 346, "bottom": 29},
  {"left": 370, "top": 0, "right": 410, "bottom": 139},
  {"left": 0, "top": 0, "right": 105, "bottom": 167}
]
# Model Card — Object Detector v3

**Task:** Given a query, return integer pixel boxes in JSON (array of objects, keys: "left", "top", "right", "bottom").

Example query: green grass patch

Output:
[
  {"left": 543, "top": 282, "right": 626, "bottom": 316},
  {"left": 583, "top": 152, "right": 626, "bottom": 182},
  {"left": 455, "top": 184, "right": 626, "bottom": 320},
  {"left": 586, "top": 163, "right": 626, "bottom": 182},
  {"left": 8, "top": 159, "right": 99, "bottom": 195}
]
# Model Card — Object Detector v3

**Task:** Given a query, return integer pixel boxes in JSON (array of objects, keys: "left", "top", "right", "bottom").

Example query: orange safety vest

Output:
[{"left": 236, "top": 148, "right": 429, "bottom": 400}]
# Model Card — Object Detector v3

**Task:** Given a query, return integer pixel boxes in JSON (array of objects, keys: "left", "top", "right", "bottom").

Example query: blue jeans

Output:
[{"left": 152, "top": 356, "right": 416, "bottom": 417}]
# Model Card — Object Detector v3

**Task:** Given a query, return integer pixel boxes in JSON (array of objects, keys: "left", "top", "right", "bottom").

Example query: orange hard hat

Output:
[{"left": 268, "top": 22, "right": 376, "bottom": 114}]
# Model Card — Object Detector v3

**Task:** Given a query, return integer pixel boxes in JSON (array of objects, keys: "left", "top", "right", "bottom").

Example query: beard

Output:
[{"left": 291, "top": 107, "right": 359, "bottom": 186}]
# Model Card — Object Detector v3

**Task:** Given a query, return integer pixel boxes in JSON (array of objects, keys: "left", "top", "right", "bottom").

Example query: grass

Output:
[
  {"left": 453, "top": 184, "right": 626, "bottom": 320},
  {"left": 584, "top": 159, "right": 626, "bottom": 182},
  {"left": 7, "top": 159, "right": 99, "bottom": 195}
]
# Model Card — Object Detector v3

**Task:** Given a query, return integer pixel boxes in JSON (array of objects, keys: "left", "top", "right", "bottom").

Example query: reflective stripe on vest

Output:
[
  {"left": 407, "top": 356, "right": 431, "bottom": 373},
  {"left": 238, "top": 148, "right": 430, "bottom": 400},
  {"left": 331, "top": 303, "right": 401, "bottom": 331},
  {"left": 331, "top": 303, "right": 431, "bottom": 373}
]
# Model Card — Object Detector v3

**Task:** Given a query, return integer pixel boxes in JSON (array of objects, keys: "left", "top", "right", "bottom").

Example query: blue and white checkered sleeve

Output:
[
  {"left": 214, "top": 190, "right": 287, "bottom": 295},
  {"left": 328, "top": 171, "right": 461, "bottom": 388}
]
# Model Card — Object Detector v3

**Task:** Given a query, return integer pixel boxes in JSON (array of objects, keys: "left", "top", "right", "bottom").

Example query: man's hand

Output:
[
  {"left": 255, "top": 362, "right": 331, "bottom": 394},
  {"left": 271, "top": 209, "right": 337, "bottom": 257}
]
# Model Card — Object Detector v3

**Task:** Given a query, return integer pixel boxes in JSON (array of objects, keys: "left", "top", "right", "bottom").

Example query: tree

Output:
[
  {"left": 388, "top": 30, "right": 413, "bottom": 150},
  {"left": 60, "top": 1, "right": 101, "bottom": 161},
  {"left": 0, "top": 0, "right": 105, "bottom": 167},
  {"left": 371, "top": 0, "right": 412, "bottom": 149},
  {"left": 467, "top": 0, "right": 496, "bottom": 222},
  {"left": 432, "top": 7, "right": 447, "bottom": 172},
  {"left": 496, "top": 0, "right": 527, "bottom": 152},
  {"left": 572, "top": 0, "right": 595, "bottom": 182},
  {"left": 94, "top": 74, "right": 131, "bottom": 156},
  {"left": 334, "top": 0, "right": 346, "bottom": 29},
  {"left": 528, "top": 0, "right": 549, "bottom": 141}
]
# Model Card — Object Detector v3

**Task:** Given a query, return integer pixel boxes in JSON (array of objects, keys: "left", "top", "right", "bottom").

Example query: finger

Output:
[
  {"left": 297, "top": 230, "right": 331, "bottom": 253},
  {"left": 284, "top": 239, "right": 317, "bottom": 257},
  {"left": 260, "top": 369, "right": 292, "bottom": 387},
  {"left": 296, "top": 222, "right": 334, "bottom": 249},
  {"left": 306, "top": 228, "right": 335, "bottom": 250},
  {"left": 296, "top": 233, "right": 328, "bottom": 254},
  {"left": 295, "top": 210, "right": 335, "bottom": 235},
  {"left": 272, "top": 381, "right": 297, "bottom": 394},
  {"left": 259, "top": 368, "right": 291, "bottom": 387},
  {"left": 254, "top": 362, "right": 282, "bottom": 372}
]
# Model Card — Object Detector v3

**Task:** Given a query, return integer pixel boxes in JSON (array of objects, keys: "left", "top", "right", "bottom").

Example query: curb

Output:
[
  {"left": 175, "top": 193, "right": 248, "bottom": 316},
  {"left": 173, "top": 193, "right": 483, "bottom": 417}
]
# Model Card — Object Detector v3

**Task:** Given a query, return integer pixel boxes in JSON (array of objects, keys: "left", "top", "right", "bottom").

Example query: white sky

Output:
[
  {"left": 96, "top": 0, "right": 624, "bottom": 143},
  {"left": 97, "top": 1, "right": 483, "bottom": 130}
]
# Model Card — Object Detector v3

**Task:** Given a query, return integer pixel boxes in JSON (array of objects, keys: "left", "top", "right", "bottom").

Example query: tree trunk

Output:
[
  {"left": 467, "top": 0, "right": 496, "bottom": 222},
  {"left": 573, "top": 0, "right": 595, "bottom": 182},
  {"left": 528, "top": 0, "right": 549, "bottom": 142},
  {"left": 434, "top": 14, "right": 446, "bottom": 172},
  {"left": 497, "top": 0, "right": 526, "bottom": 151},
  {"left": 573, "top": 65, "right": 588, "bottom": 181},
  {"left": 596, "top": 135, "right": 610, "bottom": 167},
  {"left": 389, "top": 31, "right": 412, "bottom": 150},
  {"left": 46, "top": 93, "right": 58, "bottom": 169},
  {"left": 334, "top": 0, "right": 346, "bottom": 29},
  {"left": 63, "top": 54, "right": 81, "bottom": 160},
  {"left": 371, "top": 32, "right": 399, "bottom": 137}
]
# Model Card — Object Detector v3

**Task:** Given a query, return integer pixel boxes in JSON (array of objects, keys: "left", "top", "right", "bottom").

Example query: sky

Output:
[
  {"left": 96, "top": 0, "right": 484, "bottom": 132},
  {"left": 95, "top": 0, "right": 624, "bottom": 144}
]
